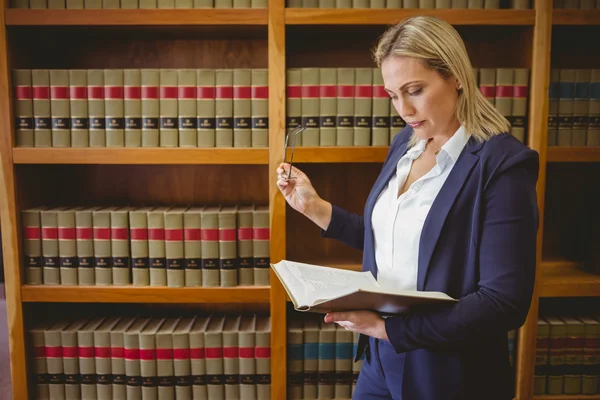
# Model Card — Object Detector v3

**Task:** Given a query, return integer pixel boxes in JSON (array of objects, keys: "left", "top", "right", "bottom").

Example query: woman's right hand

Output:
[{"left": 276, "top": 163, "right": 320, "bottom": 216}]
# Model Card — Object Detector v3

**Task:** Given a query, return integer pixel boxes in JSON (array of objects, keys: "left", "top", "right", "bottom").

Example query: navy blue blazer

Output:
[{"left": 322, "top": 127, "right": 539, "bottom": 400}]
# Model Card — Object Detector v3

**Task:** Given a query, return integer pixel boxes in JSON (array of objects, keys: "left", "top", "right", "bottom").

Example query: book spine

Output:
[
  {"left": 158, "top": 0, "right": 175, "bottom": 7},
  {"left": 334, "top": 328, "right": 353, "bottom": 400},
  {"left": 197, "top": 69, "right": 216, "bottom": 147},
  {"left": 13, "top": 69, "right": 34, "bottom": 147},
  {"left": 121, "top": 0, "right": 137, "bottom": 7},
  {"left": 178, "top": 69, "right": 198, "bottom": 147},
  {"left": 129, "top": 210, "right": 150, "bottom": 286},
  {"left": 41, "top": 209, "right": 60, "bottom": 285},
  {"left": 564, "top": 323, "right": 585, "bottom": 394},
  {"left": 45, "top": 326, "right": 66, "bottom": 399},
  {"left": 573, "top": 69, "right": 591, "bottom": 146},
  {"left": 140, "top": 0, "right": 157, "bottom": 7},
  {"left": 286, "top": 68, "right": 303, "bottom": 146},
  {"left": 215, "top": 0, "right": 232, "bottom": 6},
  {"left": 239, "top": 326, "right": 256, "bottom": 400},
  {"left": 124, "top": 69, "right": 142, "bottom": 147},
  {"left": 252, "top": 209, "right": 270, "bottom": 286},
  {"left": 160, "top": 69, "right": 179, "bottom": 147},
  {"left": 173, "top": 333, "right": 192, "bottom": 399},
  {"left": 148, "top": 210, "right": 167, "bottom": 286},
  {"left": 190, "top": 330, "right": 207, "bottom": 398},
  {"left": 95, "top": 331, "right": 113, "bottom": 398},
  {"left": 301, "top": 68, "right": 320, "bottom": 146},
  {"left": 75, "top": 209, "right": 95, "bottom": 285},
  {"left": 93, "top": 210, "right": 113, "bottom": 286},
  {"left": 32, "top": 69, "right": 52, "bottom": 147},
  {"left": 224, "top": 331, "right": 240, "bottom": 399},
  {"left": 255, "top": 320, "right": 271, "bottom": 400},
  {"left": 175, "top": 0, "right": 193, "bottom": 7},
  {"left": 79, "top": 331, "right": 97, "bottom": 398},
  {"left": 548, "top": 69, "right": 560, "bottom": 146},
  {"left": 165, "top": 211, "right": 185, "bottom": 288},
  {"left": 69, "top": 70, "right": 89, "bottom": 147},
  {"left": 218, "top": 209, "right": 238, "bottom": 287},
  {"left": 62, "top": 328, "right": 82, "bottom": 399},
  {"left": 287, "top": 324, "right": 303, "bottom": 400},
  {"left": 141, "top": 69, "right": 160, "bottom": 147},
  {"left": 32, "top": 326, "right": 50, "bottom": 398},
  {"left": 88, "top": 69, "right": 106, "bottom": 147},
  {"left": 372, "top": 68, "right": 390, "bottom": 146},
  {"left": 547, "top": 322, "right": 567, "bottom": 395},
  {"left": 102, "top": 0, "right": 119, "bottom": 7},
  {"left": 479, "top": 68, "right": 496, "bottom": 106},
  {"left": 495, "top": 68, "right": 514, "bottom": 137},
  {"left": 110, "top": 330, "right": 128, "bottom": 398},
  {"left": 201, "top": 212, "right": 220, "bottom": 287},
  {"left": 57, "top": 209, "right": 78, "bottom": 285},
  {"left": 84, "top": 0, "right": 101, "bottom": 7},
  {"left": 111, "top": 210, "right": 131, "bottom": 286},
  {"left": 336, "top": 68, "right": 355, "bottom": 146},
  {"left": 589, "top": 69, "right": 600, "bottom": 146},
  {"left": 237, "top": 209, "right": 254, "bottom": 286},
  {"left": 581, "top": 320, "right": 599, "bottom": 394},
  {"left": 251, "top": 69, "right": 269, "bottom": 148},
  {"left": 354, "top": 68, "right": 372, "bottom": 146},
  {"left": 50, "top": 70, "right": 71, "bottom": 147},
  {"left": 125, "top": 331, "right": 143, "bottom": 398},
  {"left": 234, "top": 69, "right": 252, "bottom": 148},
  {"left": 11, "top": 0, "right": 30, "bottom": 7},
  {"left": 511, "top": 68, "right": 529, "bottom": 144},
  {"left": 534, "top": 321, "right": 549, "bottom": 395},
  {"left": 317, "top": 324, "right": 335, "bottom": 398},
  {"left": 216, "top": 69, "right": 234, "bottom": 147},
  {"left": 206, "top": 333, "right": 225, "bottom": 400},
  {"left": 140, "top": 332, "right": 159, "bottom": 398},
  {"left": 251, "top": 0, "right": 266, "bottom": 6},
  {"left": 319, "top": 68, "right": 337, "bottom": 146},
  {"left": 183, "top": 211, "right": 202, "bottom": 287},
  {"left": 22, "top": 209, "right": 43, "bottom": 284},
  {"left": 157, "top": 334, "right": 176, "bottom": 399},
  {"left": 193, "top": 0, "right": 212, "bottom": 9},
  {"left": 558, "top": 69, "right": 576, "bottom": 146}
]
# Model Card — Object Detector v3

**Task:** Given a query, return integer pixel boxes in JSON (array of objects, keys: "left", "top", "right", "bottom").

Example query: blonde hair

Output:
[{"left": 373, "top": 16, "right": 510, "bottom": 146}]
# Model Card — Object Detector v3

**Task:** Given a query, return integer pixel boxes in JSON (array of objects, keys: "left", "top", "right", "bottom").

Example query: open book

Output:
[{"left": 271, "top": 260, "right": 457, "bottom": 315}]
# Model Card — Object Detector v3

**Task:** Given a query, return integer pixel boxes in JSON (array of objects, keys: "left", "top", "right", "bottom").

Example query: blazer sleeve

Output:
[{"left": 384, "top": 148, "right": 539, "bottom": 353}]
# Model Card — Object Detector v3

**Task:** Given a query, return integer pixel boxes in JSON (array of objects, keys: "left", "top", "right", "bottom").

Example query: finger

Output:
[{"left": 327, "top": 312, "right": 351, "bottom": 323}]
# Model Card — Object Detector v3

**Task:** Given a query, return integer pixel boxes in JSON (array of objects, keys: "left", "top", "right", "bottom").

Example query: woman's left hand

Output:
[{"left": 324, "top": 310, "right": 389, "bottom": 341}]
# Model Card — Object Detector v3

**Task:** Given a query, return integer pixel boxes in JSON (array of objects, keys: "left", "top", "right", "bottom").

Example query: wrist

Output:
[{"left": 305, "top": 198, "right": 332, "bottom": 231}]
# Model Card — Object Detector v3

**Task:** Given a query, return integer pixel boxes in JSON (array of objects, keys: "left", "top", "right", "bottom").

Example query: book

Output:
[
  {"left": 271, "top": 260, "right": 457, "bottom": 315},
  {"left": 13, "top": 69, "right": 34, "bottom": 147}
]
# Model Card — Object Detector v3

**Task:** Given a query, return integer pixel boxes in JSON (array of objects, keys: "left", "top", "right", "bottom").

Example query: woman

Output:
[{"left": 276, "top": 16, "right": 539, "bottom": 400}]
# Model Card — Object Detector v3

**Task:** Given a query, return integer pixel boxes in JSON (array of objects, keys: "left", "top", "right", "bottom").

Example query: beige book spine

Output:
[
  {"left": 88, "top": 69, "right": 106, "bottom": 147},
  {"left": 48, "top": 0, "right": 65, "bottom": 7},
  {"left": 252, "top": 206, "right": 270, "bottom": 285},
  {"left": 102, "top": 0, "right": 119, "bottom": 7},
  {"left": 190, "top": 316, "right": 210, "bottom": 399},
  {"left": 178, "top": 69, "right": 198, "bottom": 147},
  {"left": 234, "top": 69, "right": 252, "bottom": 148},
  {"left": 303, "top": 0, "right": 318, "bottom": 6},
  {"left": 386, "top": 0, "right": 401, "bottom": 6},
  {"left": 236, "top": 206, "right": 254, "bottom": 286},
  {"left": 288, "top": 0, "right": 302, "bottom": 5},
  {"left": 158, "top": 0, "right": 175, "bottom": 6},
  {"left": 320, "top": 0, "right": 335, "bottom": 6},
  {"left": 201, "top": 206, "right": 220, "bottom": 287},
  {"left": 22, "top": 208, "right": 44, "bottom": 284},
  {"left": 219, "top": 206, "right": 238, "bottom": 287},
  {"left": 224, "top": 316, "right": 242, "bottom": 399},
  {"left": 510, "top": 0, "right": 529, "bottom": 7},
  {"left": 156, "top": 318, "right": 180, "bottom": 400},
  {"left": 205, "top": 316, "right": 226, "bottom": 400},
  {"left": 558, "top": 69, "right": 576, "bottom": 146},
  {"left": 61, "top": 319, "right": 89, "bottom": 399},
  {"left": 251, "top": 69, "right": 268, "bottom": 147},
  {"left": 251, "top": 0, "right": 266, "bottom": 7},
  {"left": 78, "top": 318, "right": 107, "bottom": 399},
  {"left": 69, "top": 70, "right": 89, "bottom": 147},
  {"left": 495, "top": 68, "right": 514, "bottom": 136},
  {"left": 579, "top": 317, "right": 600, "bottom": 394},
  {"left": 172, "top": 317, "right": 196, "bottom": 399},
  {"left": 215, "top": 0, "right": 232, "bottom": 6},
  {"left": 588, "top": 69, "right": 600, "bottom": 146},
  {"left": 175, "top": 0, "right": 193, "bottom": 7},
  {"left": 84, "top": 0, "right": 101, "bottom": 6},
  {"left": 239, "top": 316, "right": 256, "bottom": 400},
  {"left": 121, "top": 0, "right": 137, "bottom": 7},
  {"left": 160, "top": 69, "right": 179, "bottom": 147},
  {"left": 94, "top": 317, "right": 121, "bottom": 398},
  {"left": 372, "top": 68, "right": 390, "bottom": 146},
  {"left": 142, "top": 69, "right": 160, "bottom": 147},
  {"left": 546, "top": 317, "right": 567, "bottom": 395},
  {"left": 484, "top": 0, "right": 499, "bottom": 6},
  {"left": 336, "top": 68, "right": 355, "bottom": 146},
  {"left": 511, "top": 68, "right": 529, "bottom": 143},
  {"left": 32, "top": 69, "right": 52, "bottom": 147},
  {"left": 317, "top": 321, "right": 336, "bottom": 398},
  {"left": 335, "top": 0, "right": 351, "bottom": 8},
  {"left": 11, "top": 0, "right": 30, "bottom": 7},
  {"left": 354, "top": 68, "right": 372, "bottom": 146},
  {"left": 129, "top": 207, "right": 152, "bottom": 286},
  {"left": 419, "top": 0, "right": 434, "bottom": 6},
  {"left": 579, "top": 0, "right": 594, "bottom": 7},
  {"left": 287, "top": 68, "right": 303, "bottom": 146},
  {"left": 403, "top": 0, "right": 418, "bottom": 6},
  {"left": 41, "top": 208, "right": 62, "bottom": 285},
  {"left": 451, "top": 0, "right": 467, "bottom": 6},
  {"left": 110, "top": 317, "right": 136, "bottom": 398},
  {"left": 435, "top": 0, "right": 450, "bottom": 6},
  {"left": 572, "top": 69, "right": 591, "bottom": 146},
  {"left": 548, "top": 69, "right": 560, "bottom": 146},
  {"left": 111, "top": 209, "right": 131, "bottom": 285},
  {"left": 45, "top": 321, "right": 71, "bottom": 399},
  {"left": 371, "top": 0, "right": 385, "bottom": 6},
  {"left": 93, "top": 208, "right": 116, "bottom": 286},
  {"left": 50, "top": 69, "right": 71, "bottom": 147},
  {"left": 140, "top": 0, "right": 157, "bottom": 7},
  {"left": 183, "top": 208, "right": 202, "bottom": 287},
  {"left": 234, "top": 0, "right": 250, "bottom": 7},
  {"left": 479, "top": 68, "right": 496, "bottom": 106},
  {"left": 255, "top": 316, "right": 271, "bottom": 400},
  {"left": 287, "top": 319, "right": 303, "bottom": 400},
  {"left": 301, "top": 68, "right": 320, "bottom": 146},
  {"left": 561, "top": 317, "right": 585, "bottom": 395},
  {"left": 335, "top": 325, "right": 353, "bottom": 399},
  {"left": 216, "top": 69, "right": 234, "bottom": 147},
  {"left": 148, "top": 207, "right": 169, "bottom": 286},
  {"left": 13, "top": 69, "right": 34, "bottom": 147},
  {"left": 105, "top": 69, "right": 125, "bottom": 147},
  {"left": 57, "top": 208, "right": 79, "bottom": 285},
  {"left": 140, "top": 319, "right": 165, "bottom": 399},
  {"left": 165, "top": 207, "right": 187, "bottom": 287},
  {"left": 124, "top": 318, "right": 151, "bottom": 399},
  {"left": 319, "top": 68, "right": 337, "bottom": 146},
  {"left": 194, "top": 0, "right": 212, "bottom": 7},
  {"left": 124, "top": 69, "right": 142, "bottom": 147},
  {"left": 75, "top": 208, "right": 96, "bottom": 285},
  {"left": 303, "top": 319, "right": 318, "bottom": 399},
  {"left": 31, "top": 323, "right": 51, "bottom": 399},
  {"left": 197, "top": 69, "right": 216, "bottom": 147},
  {"left": 30, "top": 0, "right": 47, "bottom": 7},
  {"left": 352, "top": 0, "right": 369, "bottom": 6}
]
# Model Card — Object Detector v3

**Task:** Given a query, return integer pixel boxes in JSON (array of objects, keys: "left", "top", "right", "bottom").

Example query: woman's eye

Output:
[{"left": 408, "top": 88, "right": 422, "bottom": 96}]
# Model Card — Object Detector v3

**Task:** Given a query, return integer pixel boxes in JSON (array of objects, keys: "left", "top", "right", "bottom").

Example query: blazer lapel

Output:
[{"left": 416, "top": 139, "right": 482, "bottom": 291}]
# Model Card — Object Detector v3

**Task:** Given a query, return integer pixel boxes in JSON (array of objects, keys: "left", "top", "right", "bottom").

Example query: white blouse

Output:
[{"left": 371, "top": 125, "right": 471, "bottom": 292}]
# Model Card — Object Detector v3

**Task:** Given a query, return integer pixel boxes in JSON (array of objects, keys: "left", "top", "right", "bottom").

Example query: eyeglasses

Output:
[{"left": 283, "top": 125, "right": 306, "bottom": 180}]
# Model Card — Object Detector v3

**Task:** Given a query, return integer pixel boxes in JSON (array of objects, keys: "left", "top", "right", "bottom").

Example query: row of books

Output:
[
  {"left": 534, "top": 315, "right": 600, "bottom": 395},
  {"left": 22, "top": 204, "right": 270, "bottom": 287},
  {"left": 547, "top": 68, "right": 600, "bottom": 147},
  {"left": 287, "top": 0, "right": 529, "bottom": 7},
  {"left": 31, "top": 313, "right": 271, "bottom": 400},
  {"left": 13, "top": 68, "right": 269, "bottom": 148},
  {"left": 10, "top": 0, "right": 267, "bottom": 8},
  {"left": 554, "top": 0, "right": 600, "bottom": 8},
  {"left": 286, "top": 67, "right": 529, "bottom": 147}
]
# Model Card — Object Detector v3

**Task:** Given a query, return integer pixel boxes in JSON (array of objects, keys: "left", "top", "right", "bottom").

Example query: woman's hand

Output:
[
  {"left": 324, "top": 311, "right": 389, "bottom": 341},
  {"left": 276, "top": 162, "right": 320, "bottom": 216}
]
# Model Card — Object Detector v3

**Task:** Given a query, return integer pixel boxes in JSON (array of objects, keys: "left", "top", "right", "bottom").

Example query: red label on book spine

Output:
[
  {"left": 223, "top": 346, "right": 239, "bottom": 358},
  {"left": 184, "top": 229, "right": 201, "bottom": 241},
  {"left": 130, "top": 228, "right": 148, "bottom": 241},
  {"left": 189, "top": 348, "right": 205, "bottom": 359},
  {"left": 287, "top": 86, "right": 301, "bottom": 98},
  {"left": 33, "top": 86, "right": 50, "bottom": 99},
  {"left": 234, "top": 87, "right": 251, "bottom": 99},
  {"left": 78, "top": 346, "right": 94, "bottom": 358},
  {"left": 156, "top": 349, "right": 173, "bottom": 360},
  {"left": 355, "top": 85, "right": 373, "bottom": 98},
  {"left": 76, "top": 227, "right": 92, "bottom": 240},
  {"left": 173, "top": 348, "right": 190, "bottom": 360},
  {"left": 256, "top": 347, "right": 270, "bottom": 358},
  {"left": 160, "top": 87, "right": 178, "bottom": 99},
  {"left": 165, "top": 229, "right": 183, "bottom": 241},
  {"left": 62, "top": 346, "right": 78, "bottom": 358},
  {"left": 320, "top": 85, "right": 336, "bottom": 98},
  {"left": 51, "top": 86, "right": 69, "bottom": 99},
  {"left": 237, "top": 227, "right": 252, "bottom": 241},
  {"left": 45, "top": 346, "right": 62, "bottom": 357},
  {"left": 41, "top": 227, "right": 58, "bottom": 240},
  {"left": 495, "top": 85, "right": 513, "bottom": 98},
  {"left": 16, "top": 86, "right": 32, "bottom": 99},
  {"left": 93, "top": 227, "right": 110, "bottom": 240},
  {"left": 205, "top": 347, "right": 223, "bottom": 359},
  {"left": 201, "top": 229, "right": 218, "bottom": 241},
  {"left": 24, "top": 226, "right": 41, "bottom": 240},
  {"left": 373, "top": 85, "right": 388, "bottom": 98},
  {"left": 142, "top": 86, "right": 159, "bottom": 99},
  {"left": 219, "top": 229, "right": 236, "bottom": 241},
  {"left": 148, "top": 228, "right": 165, "bottom": 241},
  {"left": 216, "top": 86, "right": 233, "bottom": 99},
  {"left": 239, "top": 347, "right": 255, "bottom": 358},
  {"left": 111, "top": 347, "right": 125, "bottom": 358},
  {"left": 302, "top": 86, "right": 319, "bottom": 98},
  {"left": 139, "top": 349, "right": 156, "bottom": 360},
  {"left": 95, "top": 346, "right": 111, "bottom": 358},
  {"left": 70, "top": 86, "right": 88, "bottom": 99},
  {"left": 125, "top": 86, "right": 142, "bottom": 99},
  {"left": 479, "top": 86, "right": 495, "bottom": 98},
  {"left": 124, "top": 348, "right": 140, "bottom": 360},
  {"left": 253, "top": 228, "right": 270, "bottom": 240},
  {"left": 179, "top": 86, "right": 197, "bottom": 99},
  {"left": 197, "top": 86, "right": 216, "bottom": 99},
  {"left": 105, "top": 86, "right": 124, "bottom": 99},
  {"left": 514, "top": 85, "right": 528, "bottom": 98},
  {"left": 337, "top": 85, "right": 355, "bottom": 98},
  {"left": 58, "top": 227, "right": 76, "bottom": 240},
  {"left": 252, "top": 86, "right": 268, "bottom": 99},
  {"left": 111, "top": 228, "right": 128, "bottom": 240},
  {"left": 88, "top": 86, "right": 105, "bottom": 99}
]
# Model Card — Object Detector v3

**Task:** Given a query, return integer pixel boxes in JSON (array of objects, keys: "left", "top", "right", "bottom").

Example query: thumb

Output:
[{"left": 325, "top": 312, "right": 349, "bottom": 323}]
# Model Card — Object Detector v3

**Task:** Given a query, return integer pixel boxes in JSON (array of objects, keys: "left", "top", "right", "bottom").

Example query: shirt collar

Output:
[{"left": 402, "top": 124, "right": 471, "bottom": 163}]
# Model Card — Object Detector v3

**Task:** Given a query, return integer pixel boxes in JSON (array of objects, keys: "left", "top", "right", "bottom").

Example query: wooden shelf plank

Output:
[
  {"left": 553, "top": 9, "right": 600, "bottom": 25},
  {"left": 546, "top": 147, "right": 600, "bottom": 162},
  {"left": 21, "top": 285, "right": 270, "bottom": 303},
  {"left": 12, "top": 148, "right": 269, "bottom": 164},
  {"left": 539, "top": 258, "right": 600, "bottom": 298},
  {"left": 5, "top": 9, "right": 268, "bottom": 26},
  {"left": 534, "top": 395, "right": 600, "bottom": 400},
  {"left": 293, "top": 146, "right": 388, "bottom": 163},
  {"left": 285, "top": 9, "right": 535, "bottom": 25}
]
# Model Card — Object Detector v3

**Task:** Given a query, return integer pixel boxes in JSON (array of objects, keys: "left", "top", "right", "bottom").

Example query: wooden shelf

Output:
[
  {"left": 553, "top": 9, "right": 600, "bottom": 25},
  {"left": 539, "top": 258, "right": 600, "bottom": 298},
  {"left": 285, "top": 8, "right": 535, "bottom": 25},
  {"left": 5, "top": 9, "right": 268, "bottom": 26},
  {"left": 546, "top": 147, "right": 600, "bottom": 162},
  {"left": 12, "top": 148, "right": 269, "bottom": 164},
  {"left": 21, "top": 285, "right": 270, "bottom": 303},
  {"left": 293, "top": 146, "right": 388, "bottom": 163},
  {"left": 534, "top": 395, "right": 600, "bottom": 400}
]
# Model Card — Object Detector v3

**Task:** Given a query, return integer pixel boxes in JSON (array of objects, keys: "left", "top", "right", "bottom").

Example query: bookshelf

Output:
[{"left": 0, "top": 1, "right": 598, "bottom": 400}]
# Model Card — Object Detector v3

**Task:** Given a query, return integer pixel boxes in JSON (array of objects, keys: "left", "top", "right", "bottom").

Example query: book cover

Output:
[
  {"left": 561, "top": 316, "right": 585, "bottom": 395},
  {"left": 223, "top": 315, "right": 242, "bottom": 399},
  {"left": 105, "top": 69, "right": 125, "bottom": 147},
  {"left": 205, "top": 315, "right": 226, "bottom": 400},
  {"left": 319, "top": 68, "right": 337, "bottom": 146},
  {"left": 78, "top": 318, "right": 107, "bottom": 399},
  {"left": 165, "top": 206, "right": 187, "bottom": 287},
  {"left": 546, "top": 316, "right": 567, "bottom": 395},
  {"left": 61, "top": 318, "right": 89, "bottom": 399},
  {"left": 94, "top": 317, "right": 121, "bottom": 399},
  {"left": 287, "top": 318, "right": 304, "bottom": 400},
  {"left": 479, "top": 68, "right": 496, "bottom": 106},
  {"left": 579, "top": 316, "right": 599, "bottom": 394},
  {"left": 173, "top": 317, "right": 196, "bottom": 399},
  {"left": 41, "top": 207, "right": 65, "bottom": 285},
  {"left": 148, "top": 206, "right": 170, "bottom": 286},
  {"left": 45, "top": 320, "right": 71, "bottom": 399},
  {"left": 190, "top": 316, "right": 211, "bottom": 399},
  {"left": 160, "top": 69, "right": 179, "bottom": 147},
  {"left": 239, "top": 315, "right": 257, "bottom": 400},
  {"left": 57, "top": 208, "right": 79, "bottom": 285},
  {"left": 110, "top": 208, "right": 131, "bottom": 285},
  {"left": 109, "top": 317, "right": 137, "bottom": 399},
  {"left": 157, "top": 318, "right": 181, "bottom": 399},
  {"left": 534, "top": 319, "right": 550, "bottom": 395},
  {"left": 124, "top": 318, "right": 151, "bottom": 399},
  {"left": 140, "top": 318, "right": 166, "bottom": 399},
  {"left": 255, "top": 316, "right": 271, "bottom": 400},
  {"left": 69, "top": 70, "right": 89, "bottom": 147},
  {"left": 317, "top": 320, "right": 335, "bottom": 398},
  {"left": 334, "top": 324, "right": 353, "bottom": 399},
  {"left": 13, "top": 69, "right": 34, "bottom": 147},
  {"left": 22, "top": 207, "right": 44, "bottom": 284},
  {"left": 252, "top": 205, "right": 270, "bottom": 286},
  {"left": 495, "top": 68, "right": 514, "bottom": 135},
  {"left": 93, "top": 207, "right": 118, "bottom": 286},
  {"left": 287, "top": 68, "right": 303, "bottom": 146},
  {"left": 511, "top": 68, "right": 529, "bottom": 144},
  {"left": 75, "top": 207, "right": 99, "bottom": 285},
  {"left": 31, "top": 322, "right": 52, "bottom": 399},
  {"left": 301, "top": 68, "right": 320, "bottom": 146},
  {"left": 129, "top": 206, "right": 153, "bottom": 286},
  {"left": 50, "top": 69, "right": 70, "bottom": 147},
  {"left": 201, "top": 206, "right": 221, "bottom": 287}
]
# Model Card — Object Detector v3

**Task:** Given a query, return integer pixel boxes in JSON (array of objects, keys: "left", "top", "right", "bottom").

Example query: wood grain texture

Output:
[
  {"left": 21, "top": 285, "right": 270, "bottom": 303},
  {"left": 285, "top": 9, "right": 535, "bottom": 25},
  {"left": 550, "top": 26, "right": 600, "bottom": 68},
  {"left": 6, "top": 9, "right": 268, "bottom": 26},
  {"left": 552, "top": 9, "right": 600, "bottom": 25},
  {"left": 268, "top": 0, "right": 287, "bottom": 397},
  {"left": 546, "top": 147, "right": 600, "bottom": 162},
  {"left": 539, "top": 259, "right": 600, "bottom": 297},
  {"left": 13, "top": 148, "right": 269, "bottom": 164},
  {"left": 533, "top": 395, "right": 600, "bottom": 400},
  {"left": 515, "top": 0, "right": 551, "bottom": 398},
  {"left": 0, "top": 0, "right": 29, "bottom": 397}
]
